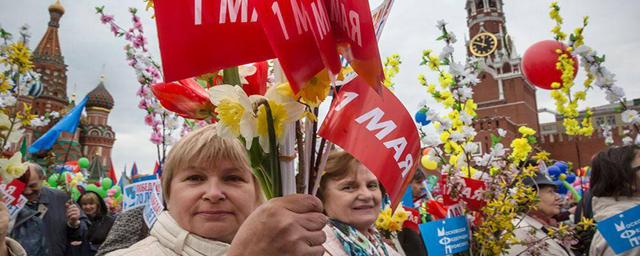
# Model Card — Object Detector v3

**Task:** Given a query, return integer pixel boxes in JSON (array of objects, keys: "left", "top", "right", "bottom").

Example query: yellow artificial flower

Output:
[
  {"left": 533, "top": 151, "right": 551, "bottom": 162},
  {"left": 297, "top": 70, "right": 331, "bottom": 107},
  {"left": 209, "top": 84, "right": 257, "bottom": 149},
  {"left": 1, "top": 42, "right": 33, "bottom": 74},
  {"left": 418, "top": 74, "right": 427, "bottom": 86},
  {"left": 518, "top": 126, "right": 536, "bottom": 137},
  {"left": 16, "top": 103, "right": 37, "bottom": 126},
  {"left": 0, "top": 152, "right": 27, "bottom": 183},
  {"left": 510, "top": 138, "right": 532, "bottom": 163},
  {"left": 0, "top": 74, "right": 10, "bottom": 93}
]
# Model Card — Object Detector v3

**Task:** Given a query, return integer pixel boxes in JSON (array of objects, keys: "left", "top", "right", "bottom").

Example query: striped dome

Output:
[{"left": 86, "top": 81, "right": 114, "bottom": 109}]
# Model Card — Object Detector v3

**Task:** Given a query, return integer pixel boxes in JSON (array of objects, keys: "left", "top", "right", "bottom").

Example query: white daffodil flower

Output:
[
  {"left": 252, "top": 84, "right": 305, "bottom": 153},
  {"left": 209, "top": 84, "right": 257, "bottom": 149},
  {"left": 0, "top": 152, "right": 28, "bottom": 183}
]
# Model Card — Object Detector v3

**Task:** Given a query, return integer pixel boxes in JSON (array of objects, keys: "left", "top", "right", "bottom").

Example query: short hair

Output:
[
  {"left": 18, "top": 163, "right": 45, "bottom": 184},
  {"left": 317, "top": 151, "right": 363, "bottom": 202},
  {"left": 161, "top": 124, "right": 264, "bottom": 204},
  {"left": 590, "top": 145, "right": 639, "bottom": 198}
]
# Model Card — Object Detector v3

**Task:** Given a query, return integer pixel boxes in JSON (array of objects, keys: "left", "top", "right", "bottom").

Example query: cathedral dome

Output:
[
  {"left": 48, "top": 0, "right": 65, "bottom": 15},
  {"left": 86, "top": 81, "right": 114, "bottom": 110}
]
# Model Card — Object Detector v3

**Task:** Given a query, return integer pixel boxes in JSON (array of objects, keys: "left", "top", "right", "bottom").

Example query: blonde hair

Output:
[
  {"left": 161, "top": 124, "right": 264, "bottom": 204},
  {"left": 317, "top": 151, "right": 362, "bottom": 202}
]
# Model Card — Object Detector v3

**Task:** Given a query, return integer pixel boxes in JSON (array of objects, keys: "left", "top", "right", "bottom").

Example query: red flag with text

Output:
[
  {"left": 325, "top": 0, "right": 384, "bottom": 89},
  {"left": 257, "top": 0, "right": 330, "bottom": 93},
  {"left": 440, "top": 176, "right": 487, "bottom": 211},
  {"left": 153, "top": 0, "right": 274, "bottom": 82},
  {"left": 302, "top": 0, "right": 342, "bottom": 75},
  {"left": 319, "top": 76, "right": 420, "bottom": 206}
]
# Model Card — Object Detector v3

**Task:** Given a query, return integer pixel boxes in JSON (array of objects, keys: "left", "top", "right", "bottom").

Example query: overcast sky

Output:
[{"left": 1, "top": 0, "right": 639, "bottom": 175}]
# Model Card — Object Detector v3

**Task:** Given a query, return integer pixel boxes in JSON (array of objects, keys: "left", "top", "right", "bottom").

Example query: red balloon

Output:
[{"left": 521, "top": 40, "right": 578, "bottom": 90}]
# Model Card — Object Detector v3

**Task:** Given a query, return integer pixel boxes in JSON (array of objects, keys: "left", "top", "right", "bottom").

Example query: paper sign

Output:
[
  {"left": 143, "top": 185, "right": 165, "bottom": 228},
  {"left": 596, "top": 204, "right": 640, "bottom": 254},
  {"left": 153, "top": 0, "right": 275, "bottom": 83},
  {"left": 319, "top": 76, "right": 420, "bottom": 206},
  {"left": 123, "top": 177, "right": 161, "bottom": 211},
  {"left": 7, "top": 195, "right": 27, "bottom": 220},
  {"left": 419, "top": 216, "right": 470, "bottom": 255},
  {"left": 403, "top": 206, "right": 420, "bottom": 233}
]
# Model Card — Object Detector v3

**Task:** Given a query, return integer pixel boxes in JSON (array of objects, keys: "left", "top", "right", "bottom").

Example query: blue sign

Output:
[
  {"left": 419, "top": 216, "right": 470, "bottom": 255},
  {"left": 402, "top": 186, "right": 414, "bottom": 208},
  {"left": 596, "top": 204, "right": 640, "bottom": 254}
]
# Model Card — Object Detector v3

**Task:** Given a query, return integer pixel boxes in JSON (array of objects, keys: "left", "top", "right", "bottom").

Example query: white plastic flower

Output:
[
  {"left": 436, "top": 20, "right": 447, "bottom": 30},
  {"left": 621, "top": 110, "right": 640, "bottom": 125},
  {"left": 497, "top": 128, "right": 507, "bottom": 137}
]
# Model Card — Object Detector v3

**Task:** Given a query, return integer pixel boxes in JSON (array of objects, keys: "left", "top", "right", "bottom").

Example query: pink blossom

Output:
[
  {"left": 110, "top": 24, "right": 119, "bottom": 36},
  {"left": 100, "top": 14, "right": 114, "bottom": 24},
  {"left": 137, "top": 99, "right": 147, "bottom": 110},
  {"left": 144, "top": 114, "right": 155, "bottom": 126},
  {"left": 150, "top": 132, "right": 163, "bottom": 145},
  {"left": 133, "top": 34, "right": 147, "bottom": 49}
]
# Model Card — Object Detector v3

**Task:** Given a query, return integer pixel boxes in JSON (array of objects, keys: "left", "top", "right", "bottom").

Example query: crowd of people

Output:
[{"left": 0, "top": 124, "right": 638, "bottom": 255}]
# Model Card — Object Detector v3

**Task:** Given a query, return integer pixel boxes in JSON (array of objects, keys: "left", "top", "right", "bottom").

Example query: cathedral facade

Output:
[{"left": 24, "top": 0, "right": 116, "bottom": 178}]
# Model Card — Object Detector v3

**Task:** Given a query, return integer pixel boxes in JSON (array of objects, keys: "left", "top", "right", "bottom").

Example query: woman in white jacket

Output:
[
  {"left": 589, "top": 145, "right": 640, "bottom": 256},
  {"left": 107, "top": 124, "right": 328, "bottom": 256}
]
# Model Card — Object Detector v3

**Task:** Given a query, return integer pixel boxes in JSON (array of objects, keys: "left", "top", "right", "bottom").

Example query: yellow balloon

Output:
[{"left": 421, "top": 155, "right": 438, "bottom": 170}]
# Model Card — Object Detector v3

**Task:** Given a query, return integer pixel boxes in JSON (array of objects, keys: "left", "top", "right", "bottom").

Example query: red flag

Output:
[
  {"left": 325, "top": 0, "right": 384, "bottom": 89},
  {"left": 107, "top": 160, "right": 117, "bottom": 185},
  {"left": 319, "top": 76, "right": 420, "bottom": 206},
  {"left": 440, "top": 176, "right": 487, "bottom": 212},
  {"left": 243, "top": 62, "right": 269, "bottom": 95},
  {"left": 153, "top": 0, "right": 274, "bottom": 82},
  {"left": 256, "top": 0, "right": 325, "bottom": 93},
  {"left": 301, "top": 0, "right": 342, "bottom": 74}
]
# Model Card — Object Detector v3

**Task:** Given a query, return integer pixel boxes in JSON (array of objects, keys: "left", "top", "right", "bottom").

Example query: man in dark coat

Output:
[{"left": 9, "top": 163, "right": 87, "bottom": 256}]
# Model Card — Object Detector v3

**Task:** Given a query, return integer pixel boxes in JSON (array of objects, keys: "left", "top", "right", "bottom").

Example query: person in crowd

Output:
[
  {"left": 506, "top": 171, "right": 574, "bottom": 256},
  {"left": 589, "top": 145, "right": 640, "bottom": 256},
  {"left": 9, "top": 163, "right": 87, "bottom": 256},
  {"left": 107, "top": 124, "right": 327, "bottom": 255},
  {"left": 96, "top": 206, "right": 147, "bottom": 256},
  {"left": 70, "top": 191, "right": 115, "bottom": 256},
  {"left": 410, "top": 169, "right": 427, "bottom": 208},
  {"left": 317, "top": 151, "right": 401, "bottom": 256}
]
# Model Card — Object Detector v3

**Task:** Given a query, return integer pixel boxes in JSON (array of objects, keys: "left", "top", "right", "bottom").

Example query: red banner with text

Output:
[
  {"left": 440, "top": 176, "right": 487, "bottom": 212},
  {"left": 325, "top": 0, "right": 384, "bottom": 90},
  {"left": 319, "top": 76, "right": 420, "bottom": 205},
  {"left": 153, "top": 0, "right": 274, "bottom": 83}
]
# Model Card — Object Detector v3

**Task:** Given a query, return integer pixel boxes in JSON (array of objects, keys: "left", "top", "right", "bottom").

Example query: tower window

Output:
[
  {"left": 476, "top": 0, "right": 484, "bottom": 10},
  {"left": 489, "top": 0, "right": 497, "bottom": 8}
]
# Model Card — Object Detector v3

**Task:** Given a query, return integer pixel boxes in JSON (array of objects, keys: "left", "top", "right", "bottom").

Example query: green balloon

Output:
[
  {"left": 71, "top": 187, "right": 81, "bottom": 201},
  {"left": 101, "top": 178, "right": 113, "bottom": 190},
  {"left": 114, "top": 186, "right": 121, "bottom": 198},
  {"left": 86, "top": 184, "right": 106, "bottom": 198},
  {"left": 48, "top": 174, "right": 59, "bottom": 187},
  {"left": 78, "top": 157, "right": 90, "bottom": 169}
]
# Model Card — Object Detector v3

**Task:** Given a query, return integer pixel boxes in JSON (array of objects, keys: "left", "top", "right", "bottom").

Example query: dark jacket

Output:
[
  {"left": 10, "top": 204, "right": 47, "bottom": 256},
  {"left": 96, "top": 206, "right": 148, "bottom": 256},
  {"left": 10, "top": 187, "right": 87, "bottom": 256}
]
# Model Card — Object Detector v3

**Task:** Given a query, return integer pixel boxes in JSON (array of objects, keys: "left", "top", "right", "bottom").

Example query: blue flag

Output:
[
  {"left": 29, "top": 96, "right": 88, "bottom": 153},
  {"left": 130, "top": 162, "right": 139, "bottom": 178}
]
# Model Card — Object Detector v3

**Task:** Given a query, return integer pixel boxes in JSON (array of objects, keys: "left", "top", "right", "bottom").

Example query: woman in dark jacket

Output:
[{"left": 71, "top": 190, "right": 115, "bottom": 256}]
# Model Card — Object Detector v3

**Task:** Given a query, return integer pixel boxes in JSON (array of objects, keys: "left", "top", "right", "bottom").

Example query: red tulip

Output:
[
  {"left": 151, "top": 78, "right": 215, "bottom": 120},
  {"left": 522, "top": 40, "right": 578, "bottom": 90}
]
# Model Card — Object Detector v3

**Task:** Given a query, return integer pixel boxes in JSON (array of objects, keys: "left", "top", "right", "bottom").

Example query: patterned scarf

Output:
[{"left": 329, "top": 219, "right": 390, "bottom": 256}]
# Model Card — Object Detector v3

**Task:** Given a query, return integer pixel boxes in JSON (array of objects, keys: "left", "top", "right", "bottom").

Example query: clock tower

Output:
[{"left": 466, "top": 0, "right": 540, "bottom": 152}]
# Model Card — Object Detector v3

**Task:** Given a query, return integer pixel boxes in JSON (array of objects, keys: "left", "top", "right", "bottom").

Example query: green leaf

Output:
[
  {"left": 490, "top": 134, "right": 502, "bottom": 147},
  {"left": 527, "top": 136, "right": 537, "bottom": 145},
  {"left": 436, "top": 34, "right": 447, "bottom": 41},
  {"left": 441, "top": 58, "right": 450, "bottom": 66},
  {"left": 95, "top": 6, "right": 104, "bottom": 14}
]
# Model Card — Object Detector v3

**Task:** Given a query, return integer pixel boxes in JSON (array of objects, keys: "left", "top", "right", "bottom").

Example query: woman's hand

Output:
[{"left": 228, "top": 194, "right": 328, "bottom": 256}]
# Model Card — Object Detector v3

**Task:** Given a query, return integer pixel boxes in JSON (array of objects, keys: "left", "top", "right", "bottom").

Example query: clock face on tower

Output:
[{"left": 469, "top": 32, "right": 498, "bottom": 57}]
